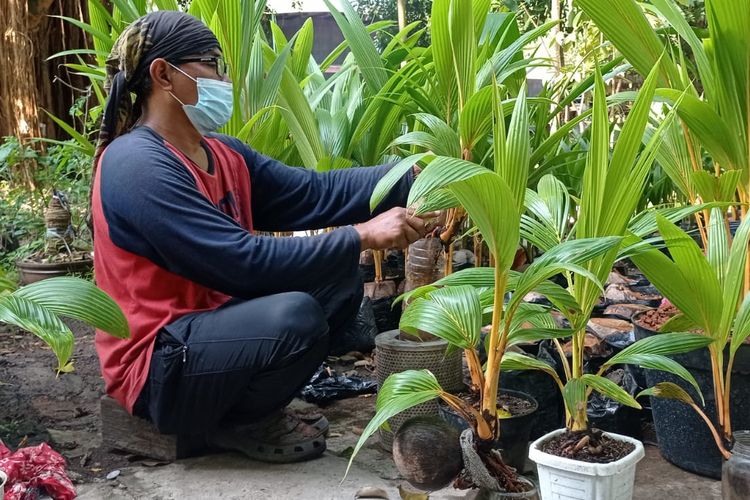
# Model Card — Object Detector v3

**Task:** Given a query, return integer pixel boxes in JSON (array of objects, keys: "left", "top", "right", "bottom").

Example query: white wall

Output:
[{"left": 266, "top": 0, "right": 332, "bottom": 14}]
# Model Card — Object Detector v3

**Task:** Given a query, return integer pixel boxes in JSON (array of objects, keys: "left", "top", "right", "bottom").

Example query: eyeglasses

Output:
[{"left": 173, "top": 56, "right": 229, "bottom": 79}]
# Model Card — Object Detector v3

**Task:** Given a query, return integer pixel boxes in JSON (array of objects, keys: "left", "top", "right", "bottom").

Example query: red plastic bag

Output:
[{"left": 0, "top": 442, "right": 76, "bottom": 500}]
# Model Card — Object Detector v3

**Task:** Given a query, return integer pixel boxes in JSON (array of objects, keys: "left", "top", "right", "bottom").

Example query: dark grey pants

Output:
[{"left": 134, "top": 273, "right": 362, "bottom": 436}]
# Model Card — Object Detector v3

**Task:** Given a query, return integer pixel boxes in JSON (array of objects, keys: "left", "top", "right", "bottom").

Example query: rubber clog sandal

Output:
[
  {"left": 208, "top": 411, "right": 327, "bottom": 463},
  {"left": 290, "top": 409, "right": 329, "bottom": 436}
]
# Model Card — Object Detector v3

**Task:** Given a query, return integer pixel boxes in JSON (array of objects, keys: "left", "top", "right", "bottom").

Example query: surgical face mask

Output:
[{"left": 169, "top": 63, "right": 234, "bottom": 135}]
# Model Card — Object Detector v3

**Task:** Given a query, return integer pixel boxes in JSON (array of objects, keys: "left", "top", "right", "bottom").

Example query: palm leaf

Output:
[
  {"left": 370, "top": 153, "right": 432, "bottom": 211},
  {"left": 656, "top": 215, "right": 723, "bottom": 333},
  {"left": 323, "top": 0, "right": 387, "bottom": 93},
  {"left": 637, "top": 381, "right": 696, "bottom": 406},
  {"left": 13, "top": 277, "right": 129, "bottom": 338},
  {"left": 0, "top": 295, "right": 74, "bottom": 370},
  {"left": 448, "top": 172, "right": 519, "bottom": 269},
  {"left": 500, "top": 351, "right": 562, "bottom": 388},
  {"left": 719, "top": 213, "right": 750, "bottom": 341},
  {"left": 730, "top": 294, "right": 750, "bottom": 356},
  {"left": 399, "top": 285, "right": 481, "bottom": 349},
  {"left": 345, "top": 370, "right": 444, "bottom": 477},
  {"left": 407, "top": 156, "right": 491, "bottom": 207},
  {"left": 582, "top": 374, "right": 641, "bottom": 409}
]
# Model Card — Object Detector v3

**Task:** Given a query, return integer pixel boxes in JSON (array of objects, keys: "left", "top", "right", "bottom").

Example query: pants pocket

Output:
[{"left": 147, "top": 333, "right": 188, "bottom": 434}]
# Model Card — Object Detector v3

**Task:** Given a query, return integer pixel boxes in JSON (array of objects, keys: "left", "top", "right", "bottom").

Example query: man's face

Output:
[{"left": 168, "top": 47, "right": 229, "bottom": 105}]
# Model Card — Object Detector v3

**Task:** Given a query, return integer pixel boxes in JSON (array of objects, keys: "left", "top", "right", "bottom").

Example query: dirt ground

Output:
[
  {"left": 0, "top": 319, "right": 380, "bottom": 484},
  {"left": 0, "top": 321, "right": 723, "bottom": 500},
  {"left": 0, "top": 320, "right": 132, "bottom": 482}
]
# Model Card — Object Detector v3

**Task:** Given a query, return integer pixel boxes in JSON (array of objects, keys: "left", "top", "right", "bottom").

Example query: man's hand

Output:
[{"left": 355, "top": 207, "right": 439, "bottom": 250}]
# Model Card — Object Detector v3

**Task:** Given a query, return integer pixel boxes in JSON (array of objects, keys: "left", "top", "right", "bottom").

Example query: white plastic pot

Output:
[
  {"left": 0, "top": 469, "right": 6, "bottom": 492},
  {"left": 528, "top": 428, "right": 644, "bottom": 500}
]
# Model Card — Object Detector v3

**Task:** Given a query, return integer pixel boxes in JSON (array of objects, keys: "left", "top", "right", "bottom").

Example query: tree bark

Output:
[
  {"left": 1, "top": 0, "right": 42, "bottom": 139},
  {"left": 0, "top": 0, "right": 90, "bottom": 141}
]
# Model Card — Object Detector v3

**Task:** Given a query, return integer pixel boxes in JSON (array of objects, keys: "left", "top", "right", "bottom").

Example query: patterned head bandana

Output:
[{"left": 95, "top": 10, "right": 220, "bottom": 162}]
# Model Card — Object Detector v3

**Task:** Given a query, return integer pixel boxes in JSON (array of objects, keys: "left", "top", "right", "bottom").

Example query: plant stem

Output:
[
  {"left": 474, "top": 234, "right": 483, "bottom": 267},
  {"left": 373, "top": 250, "right": 383, "bottom": 282},
  {"left": 445, "top": 244, "right": 453, "bottom": 276},
  {"left": 709, "top": 344, "right": 727, "bottom": 432},
  {"left": 441, "top": 392, "right": 484, "bottom": 428},
  {"left": 552, "top": 338, "right": 572, "bottom": 381},
  {"left": 480, "top": 264, "right": 506, "bottom": 441},
  {"left": 465, "top": 348, "right": 485, "bottom": 393},
  {"left": 743, "top": 202, "right": 750, "bottom": 297},
  {"left": 723, "top": 353, "right": 736, "bottom": 441},
  {"left": 681, "top": 121, "right": 709, "bottom": 248},
  {"left": 569, "top": 325, "right": 589, "bottom": 431},
  {"left": 689, "top": 401, "right": 732, "bottom": 460}
]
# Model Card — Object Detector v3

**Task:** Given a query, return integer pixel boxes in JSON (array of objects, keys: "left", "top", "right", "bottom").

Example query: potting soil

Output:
[{"left": 539, "top": 429, "right": 635, "bottom": 463}]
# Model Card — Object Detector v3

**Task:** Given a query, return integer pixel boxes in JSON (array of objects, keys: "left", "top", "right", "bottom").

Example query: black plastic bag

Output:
[
  {"left": 300, "top": 364, "right": 377, "bottom": 404},
  {"left": 371, "top": 296, "right": 401, "bottom": 333},
  {"left": 588, "top": 366, "right": 643, "bottom": 438},
  {"left": 500, "top": 343, "right": 564, "bottom": 438},
  {"left": 331, "top": 297, "right": 379, "bottom": 356}
]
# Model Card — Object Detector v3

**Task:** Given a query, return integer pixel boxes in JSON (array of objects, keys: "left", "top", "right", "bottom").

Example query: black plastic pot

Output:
[
  {"left": 500, "top": 369, "right": 563, "bottom": 440},
  {"left": 439, "top": 389, "right": 539, "bottom": 472},
  {"left": 634, "top": 311, "right": 750, "bottom": 479},
  {"left": 370, "top": 296, "right": 401, "bottom": 332}
]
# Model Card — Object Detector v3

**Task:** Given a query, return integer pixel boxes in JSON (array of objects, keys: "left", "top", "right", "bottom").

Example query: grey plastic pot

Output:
[{"left": 374, "top": 329, "right": 464, "bottom": 451}]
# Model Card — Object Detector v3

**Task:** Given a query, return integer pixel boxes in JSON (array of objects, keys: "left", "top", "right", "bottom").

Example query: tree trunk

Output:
[
  {"left": 550, "top": 0, "right": 564, "bottom": 74},
  {"left": 396, "top": 0, "right": 406, "bottom": 31},
  {"left": 1, "top": 0, "right": 90, "bottom": 141},
  {"left": 1, "top": 0, "right": 42, "bottom": 139}
]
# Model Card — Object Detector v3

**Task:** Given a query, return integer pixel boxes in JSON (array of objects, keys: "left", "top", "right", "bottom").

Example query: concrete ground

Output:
[{"left": 76, "top": 397, "right": 721, "bottom": 500}]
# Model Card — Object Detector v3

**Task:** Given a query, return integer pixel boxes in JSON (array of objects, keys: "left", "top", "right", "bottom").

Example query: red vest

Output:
[{"left": 92, "top": 136, "right": 253, "bottom": 413}]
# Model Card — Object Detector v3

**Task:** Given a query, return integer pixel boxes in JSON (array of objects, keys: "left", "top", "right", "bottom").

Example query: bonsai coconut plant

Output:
[
  {"left": 628, "top": 208, "right": 750, "bottom": 477},
  {"left": 507, "top": 64, "right": 716, "bottom": 499},
  {"left": 345, "top": 66, "right": 625, "bottom": 494},
  {"left": 572, "top": 0, "right": 750, "bottom": 478}
]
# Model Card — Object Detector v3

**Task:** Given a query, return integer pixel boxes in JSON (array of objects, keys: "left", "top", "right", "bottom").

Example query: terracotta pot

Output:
[{"left": 16, "top": 258, "right": 93, "bottom": 285}]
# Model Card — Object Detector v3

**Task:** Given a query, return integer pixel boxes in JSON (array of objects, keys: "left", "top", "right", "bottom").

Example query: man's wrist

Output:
[{"left": 354, "top": 224, "right": 371, "bottom": 251}]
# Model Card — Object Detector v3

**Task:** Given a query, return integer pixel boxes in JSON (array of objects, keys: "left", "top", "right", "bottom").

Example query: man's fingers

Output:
[
  {"left": 415, "top": 210, "right": 441, "bottom": 220},
  {"left": 405, "top": 214, "right": 427, "bottom": 236},
  {"left": 403, "top": 224, "right": 422, "bottom": 245}
]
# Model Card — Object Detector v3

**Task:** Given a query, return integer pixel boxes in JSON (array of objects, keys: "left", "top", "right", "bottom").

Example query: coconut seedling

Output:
[
  {"left": 0, "top": 270, "right": 129, "bottom": 373},
  {"left": 507, "top": 62, "right": 718, "bottom": 465},
  {"left": 344, "top": 59, "right": 626, "bottom": 490},
  {"left": 627, "top": 208, "right": 750, "bottom": 458}
]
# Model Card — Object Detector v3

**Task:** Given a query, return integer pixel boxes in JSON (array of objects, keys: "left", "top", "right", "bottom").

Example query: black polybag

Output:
[
  {"left": 300, "top": 364, "right": 377, "bottom": 404},
  {"left": 330, "top": 297, "right": 379, "bottom": 356},
  {"left": 371, "top": 296, "right": 401, "bottom": 333},
  {"left": 500, "top": 342, "right": 565, "bottom": 438},
  {"left": 587, "top": 366, "right": 644, "bottom": 438}
]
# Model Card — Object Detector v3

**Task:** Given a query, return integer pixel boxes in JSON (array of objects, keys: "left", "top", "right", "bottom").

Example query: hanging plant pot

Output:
[
  {"left": 633, "top": 311, "right": 750, "bottom": 479},
  {"left": 528, "top": 429, "right": 644, "bottom": 500},
  {"left": 439, "top": 390, "right": 539, "bottom": 472},
  {"left": 374, "top": 329, "right": 464, "bottom": 451},
  {"left": 16, "top": 255, "right": 93, "bottom": 285}
]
